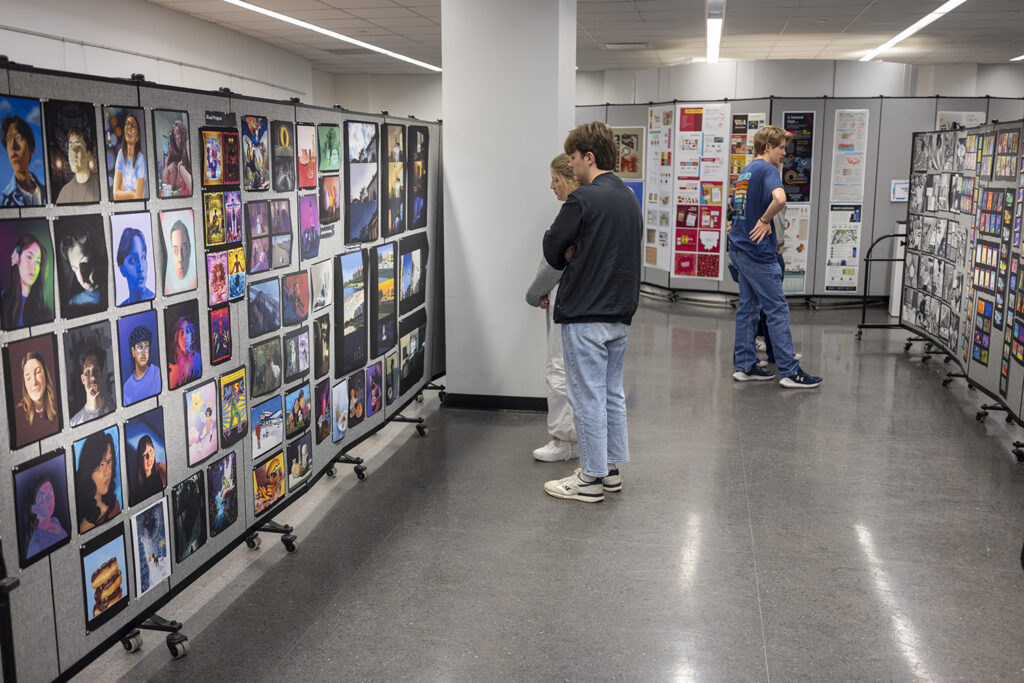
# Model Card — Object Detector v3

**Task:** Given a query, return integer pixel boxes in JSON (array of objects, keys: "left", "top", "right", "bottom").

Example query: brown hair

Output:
[
  {"left": 752, "top": 125, "right": 793, "bottom": 156},
  {"left": 550, "top": 153, "right": 574, "bottom": 182},
  {"left": 19, "top": 350, "right": 58, "bottom": 425},
  {"left": 563, "top": 122, "right": 617, "bottom": 171}
]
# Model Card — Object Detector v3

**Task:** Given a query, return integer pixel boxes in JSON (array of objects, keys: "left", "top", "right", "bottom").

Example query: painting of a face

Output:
[
  {"left": 23, "top": 356, "right": 45, "bottom": 404},
  {"left": 131, "top": 338, "right": 150, "bottom": 374},
  {"left": 91, "top": 443, "right": 115, "bottom": 496},
  {"left": 18, "top": 241, "right": 42, "bottom": 290},
  {"left": 121, "top": 235, "right": 147, "bottom": 290},
  {"left": 172, "top": 229, "right": 186, "bottom": 280}
]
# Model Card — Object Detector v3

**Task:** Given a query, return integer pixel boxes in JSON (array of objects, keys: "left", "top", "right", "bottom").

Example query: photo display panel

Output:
[
  {"left": 344, "top": 121, "right": 380, "bottom": 245},
  {"left": 334, "top": 249, "right": 368, "bottom": 377}
]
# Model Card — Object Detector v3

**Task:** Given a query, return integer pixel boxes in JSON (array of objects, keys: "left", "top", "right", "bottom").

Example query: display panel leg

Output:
[
  {"left": 976, "top": 403, "right": 1009, "bottom": 423},
  {"left": 249, "top": 520, "right": 297, "bottom": 553},
  {"left": 424, "top": 381, "right": 447, "bottom": 404},
  {"left": 121, "top": 614, "right": 189, "bottom": 659},
  {"left": 391, "top": 414, "right": 428, "bottom": 437},
  {"left": 942, "top": 372, "right": 965, "bottom": 388},
  {"left": 904, "top": 336, "right": 927, "bottom": 352},
  {"left": 0, "top": 545, "right": 19, "bottom": 683},
  {"left": 328, "top": 450, "right": 367, "bottom": 481},
  {"left": 1013, "top": 442, "right": 1024, "bottom": 463}
]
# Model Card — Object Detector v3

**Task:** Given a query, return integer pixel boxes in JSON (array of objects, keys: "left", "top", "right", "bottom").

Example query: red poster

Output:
[
  {"left": 674, "top": 252, "right": 697, "bottom": 276},
  {"left": 675, "top": 228, "right": 698, "bottom": 252},
  {"left": 700, "top": 206, "right": 721, "bottom": 231},
  {"left": 675, "top": 205, "right": 699, "bottom": 228},
  {"left": 679, "top": 108, "right": 703, "bottom": 132}
]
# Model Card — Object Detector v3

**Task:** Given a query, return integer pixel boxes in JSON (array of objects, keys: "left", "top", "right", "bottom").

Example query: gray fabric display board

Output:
[{"left": 0, "top": 64, "right": 441, "bottom": 681}]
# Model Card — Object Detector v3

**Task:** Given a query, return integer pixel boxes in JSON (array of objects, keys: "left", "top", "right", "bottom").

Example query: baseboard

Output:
[{"left": 442, "top": 393, "right": 546, "bottom": 412}]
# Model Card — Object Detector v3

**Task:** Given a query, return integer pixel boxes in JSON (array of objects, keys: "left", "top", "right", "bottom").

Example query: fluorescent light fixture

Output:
[
  {"left": 1012, "top": 54, "right": 1024, "bottom": 62},
  {"left": 221, "top": 0, "right": 442, "bottom": 72},
  {"left": 859, "top": 0, "right": 969, "bottom": 62},
  {"left": 604, "top": 42, "right": 648, "bottom": 50},
  {"left": 706, "top": 17, "right": 723, "bottom": 63}
]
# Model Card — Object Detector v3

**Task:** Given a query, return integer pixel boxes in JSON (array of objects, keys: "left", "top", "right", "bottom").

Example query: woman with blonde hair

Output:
[{"left": 525, "top": 153, "right": 578, "bottom": 462}]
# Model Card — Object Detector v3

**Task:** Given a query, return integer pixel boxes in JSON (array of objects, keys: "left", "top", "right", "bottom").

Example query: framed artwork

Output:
[
  {"left": 117, "top": 310, "right": 162, "bottom": 406},
  {"left": 399, "top": 231, "right": 429, "bottom": 314},
  {"left": 313, "top": 313, "right": 330, "bottom": 379},
  {"left": 314, "top": 379, "right": 331, "bottom": 444},
  {"left": 271, "top": 120, "right": 295, "bottom": 192},
  {"left": 248, "top": 278, "right": 281, "bottom": 338},
  {"left": 283, "top": 326, "right": 310, "bottom": 385},
  {"left": 153, "top": 109, "right": 192, "bottom": 198},
  {"left": 207, "top": 250, "right": 229, "bottom": 305},
  {"left": 103, "top": 105, "right": 149, "bottom": 201},
  {"left": 331, "top": 379, "right": 348, "bottom": 442},
  {"left": 73, "top": 425, "right": 122, "bottom": 534},
  {"left": 399, "top": 307, "right": 427, "bottom": 394},
  {"left": 164, "top": 299, "right": 203, "bottom": 391},
  {"left": 253, "top": 452, "right": 285, "bottom": 516},
  {"left": 0, "top": 217, "right": 55, "bottom": 330},
  {"left": 281, "top": 270, "right": 310, "bottom": 327},
  {"left": 64, "top": 321, "right": 115, "bottom": 428},
  {"left": 53, "top": 214, "right": 109, "bottom": 319},
  {"left": 287, "top": 431, "right": 313, "bottom": 490},
  {"left": 249, "top": 337, "right": 283, "bottom": 398},
  {"left": 0, "top": 95, "right": 47, "bottom": 206},
  {"left": 201, "top": 129, "right": 225, "bottom": 187},
  {"left": 241, "top": 115, "right": 270, "bottom": 191},
  {"left": 319, "top": 175, "right": 341, "bottom": 225},
  {"left": 311, "top": 259, "right": 332, "bottom": 310},
  {"left": 317, "top": 123, "right": 341, "bottom": 173},
  {"left": 296, "top": 123, "right": 317, "bottom": 190},
  {"left": 130, "top": 498, "right": 171, "bottom": 598},
  {"left": 207, "top": 451, "right": 238, "bottom": 538},
  {"left": 4, "top": 333, "right": 63, "bottom": 449},
  {"left": 371, "top": 242, "right": 397, "bottom": 358},
  {"left": 184, "top": 380, "right": 218, "bottom": 467},
  {"left": 172, "top": 471, "right": 207, "bottom": 564},
  {"left": 224, "top": 190, "right": 243, "bottom": 243},
  {"left": 299, "top": 194, "right": 320, "bottom": 261},
  {"left": 335, "top": 249, "right": 367, "bottom": 378},
  {"left": 124, "top": 406, "right": 167, "bottom": 507},
  {"left": 383, "top": 123, "right": 406, "bottom": 238},
  {"left": 385, "top": 350, "right": 398, "bottom": 406},
  {"left": 110, "top": 211, "right": 157, "bottom": 306},
  {"left": 12, "top": 448, "right": 72, "bottom": 569},
  {"left": 347, "top": 369, "right": 365, "bottom": 429},
  {"left": 366, "top": 361, "right": 383, "bottom": 419},
  {"left": 408, "top": 125, "right": 429, "bottom": 230},
  {"left": 209, "top": 305, "right": 232, "bottom": 366},
  {"left": 159, "top": 208, "right": 198, "bottom": 295},
  {"left": 80, "top": 524, "right": 129, "bottom": 631},
  {"left": 222, "top": 131, "right": 240, "bottom": 185},
  {"left": 270, "top": 197, "right": 291, "bottom": 234},
  {"left": 219, "top": 367, "right": 248, "bottom": 448},
  {"left": 250, "top": 394, "right": 283, "bottom": 458},
  {"left": 271, "top": 234, "right": 292, "bottom": 269},
  {"left": 227, "top": 246, "right": 246, "bottom": 301},
  {"left": 284, "top": 381, "right": 311, "bottom": 438},
  {"left": 203, "top": 192, "right": 226, "bottom": 247},
  {"left": 45, "top": 99, "right": 100, "bottom": 205},
  {"left": 246, "top": 199, "right": 270, "bottom": 237},
  {"left": 344, "top": 121, "right": 380, "bottom": 244}
]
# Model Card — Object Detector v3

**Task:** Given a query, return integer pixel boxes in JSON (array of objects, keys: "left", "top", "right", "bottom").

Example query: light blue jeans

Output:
[
  {"left": 562, "top": 322, "right": 630, "bottom": 478},
  {"left": 729, "top": 248, "right": 798, "bottom": 377}
]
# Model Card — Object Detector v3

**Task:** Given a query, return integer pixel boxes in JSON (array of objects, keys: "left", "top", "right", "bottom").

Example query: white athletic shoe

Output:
[
  {"left": 544, "top": 472, "right": 603, "bottom": 502},
  {"left": 533, "top": 438, "right": 577, "bottom": 462}
]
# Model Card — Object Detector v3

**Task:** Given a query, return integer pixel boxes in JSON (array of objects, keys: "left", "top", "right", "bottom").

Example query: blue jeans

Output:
[
  {"left": 562, "top": 322, "right": 630, "bottom": 478},
  {"left": 729, "top": 248, "right": 798, "bottom": 377}
]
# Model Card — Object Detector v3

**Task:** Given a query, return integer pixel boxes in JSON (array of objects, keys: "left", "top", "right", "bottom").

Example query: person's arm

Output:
[
  {"left": 542, "top": 194, "right": 583, "bottom": 270},
  {"left": 525, "top": 258, "right": 563, "bottom": 307},
  {"left": 749, "top": 187, "right": 786, "bottom": 244}
]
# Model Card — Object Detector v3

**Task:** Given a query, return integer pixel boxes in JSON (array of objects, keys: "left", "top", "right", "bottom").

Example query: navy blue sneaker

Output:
[
  {"left": 779, "top": 367, "right": 822, "bottom": 388},
  {"left": 733, "top": 364, "right": 776, "bottom": 381}
]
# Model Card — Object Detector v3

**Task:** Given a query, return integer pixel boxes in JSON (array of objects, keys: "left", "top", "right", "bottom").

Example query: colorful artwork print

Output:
[
  {"left": 0, "top": 217, "right": 55, "bottom": 330},
  {"left": 399, "top": 231, "right": 428, "bottom": 313},
  {"left": 154, "top": 109, "right": 192, "bottom": 198},
  {"left": 385, "top": 350, "right": 398, "bottom": 405},
  {"left": 248, "top": 278, "right": 281, "bottom": 337},
  {"left": 207, "top": 451, "right": 238, "bottom": 537},
  {"left": 207, "top": 251, "right": 229, "bottom": 305},
  {"left": 299, "top": 194, "right": 321, "bottom": 260},
  {"left": 253, "top": 452, "right": 285, "bottom": 515},
  {"left": 399, "top": 308, "right": 427, "bottom": 394},
  {"left": 250, "top": 236, "right": 269, "bottom": 274},
  {"left": 366, "top": 361, "right": 383, "bottom": 419},
  {"left": 131, "top": 498, "right": 171, "bottom": 597},
  {"left": 247, "top": 199, "right": 270, "bottom": 237},
  {"left": 118, "top": 309, "right": 162, "bottom": 406},
  {"left": 222, "top": 131, "right": 240, "bottom": 185},
  {"left": 314, "top": 379, "right": 331, "bottom": 443},
  {"left": 44, "top": 99, "right": 100, "bottom": 205},
  {"left": 249, "top": 337, "right": 283, "bottom": 397},
  {"left": 80, "top": 525, "right": 129, "bottom": 630},
  {"left": 271, "top": 120, "right": 295, "bottom": 192},
  {"left": 110, "top": 211, "right": 157, "bottom": 306},
  {"left": 0, "top": 95, "right": 47, "bottom": 206},
  {"left": 202, "top": 129, "right": 224, "bottom": 186},
  {"left": 296, "top": 123, "right": 317, "bottom": 190},
  {"left": 204, "top": 192, "right": 226, "bottom": 247},
  {"left": 282, "top": 270, "right": 310, "bottom": 327},
  {"left": 314, "top": 313, "right": 330, "bottom": 379},
  {"left": 270, "top": 197, "right": 292, "bottom": 235},
  {"left": 320, "top": 175, "right": 341, "bottom": 225},
  {"left": 164, "top": 299, "right": 203, "bottom": 391},
  {"left": 317, "top": 123, "right": 341, "bottom": 173},
  {"left": 103, "top": 105, "right": 149, "bottom": 201},
  {"left": 63, "top": 322, "right": 115, "bottom": 428},
  {"left": 4, "top": 333, "right": 63, "bottom": 449},
  {"left": 372, "top": 242, "right": 397, "bottom": 357},
  {"left": 219, "top": 367, "right": 248, "bottom": 448},
  {"left": 331, "top": 380, "right": 348, "bottom": 442},
  {"left": 224, "top": 190, "right": 243, "bottom": 243},
  {"left": 241, "top": 115, "right": 270, "bottom": 191},
  {"left": 228, "top": 247, "right": 246, "bottom": 300},
  {"left": 209, "top": 305, "right": 232, "bottom": 366},
  {"left": 159, "top": 208, "right": 198, "bottom": 295},
  {"left": 612, "top": 127, "right": 643, "bottom": 180},
  {"left": 408, "top": 126, "right": 429, "bottom": 229},
  {"left": 285, "top": 382, "right": 312, "bottom": 438},
  {"left": 346, "top": 121, "right": 380, "bottom": 244},
  {"left": 335, "top": 250, "right": 367, "bottom": 377},
  {"left": 311, "top": 259, "right": 332, "bottom": 310},
  {"left": 287, "top": 431, "right": 313, "bottom": 490},
  {"left": 347, "top": 369, "right": 365, "bottom": 429},
  {"left": 73, "top": 425, "right": 122, "bottom": 534},
  {"left": 53, "top": 214, "right": 109, "bottom": 319},
  {"left": 184, "top": 380, "right": 219, "bottom": 466},
  {"left": 172, "top": 471, "right": 207, "bottom": 563},
  {"left": 384, "top": 124, "right": 406, "bottom": 238},
  {"left": 271, "top": 235, "right": 291, "bottom": 269},
  {"left": 250, "top": 394, "right": 283, "bottom": 458},
  {"left": 284, "top": 327, "right": 310, "bottom": 384},
  {"left": 12, "top": 448, "right": 72, "bottom": 568},
  {"left": 124, "top": 406, "right": 167, "bottom": 507}
]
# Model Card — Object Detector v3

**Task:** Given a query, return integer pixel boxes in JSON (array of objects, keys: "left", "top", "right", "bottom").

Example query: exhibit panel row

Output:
[{"left": 0, "top": 63, "right": 441, "bottom": 681}]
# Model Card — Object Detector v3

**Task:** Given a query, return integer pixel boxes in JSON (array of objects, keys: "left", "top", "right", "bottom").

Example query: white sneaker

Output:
[
  {"left": 544, "top": 472, "right": 603, "bottom": 502},
  {"left": 533, "top": 438, "right": 577, "bottom": 462},
  {"left": 755, "top": 337, "right": 766, "bottom": 352}
]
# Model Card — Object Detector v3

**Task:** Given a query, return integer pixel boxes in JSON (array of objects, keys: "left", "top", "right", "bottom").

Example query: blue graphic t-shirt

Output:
[{"left": 729, "top": 159, "right": 782, "bottom": 263}]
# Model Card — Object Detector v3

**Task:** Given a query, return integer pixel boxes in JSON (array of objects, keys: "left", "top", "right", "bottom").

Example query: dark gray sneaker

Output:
[
  {"left": 733, "top": 364, "right": 776, "bottom": 381},
  {"left": 779, "top": 367, "right": 822, "bottom": 388}
]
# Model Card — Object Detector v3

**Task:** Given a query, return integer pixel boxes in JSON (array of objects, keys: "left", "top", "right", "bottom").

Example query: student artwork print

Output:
[
  {"left": 399, "top": 231, "right": 429, "bottom": 313},
  {"left": 296, "top": 123, "right": 317, "bottom": 190},
  {"left": 118, "top": 309, "right": 162, "bottom": 406},
  {"left": 124, "top": 406, "right": 167, "bottom": 507},
  {"left": 201, "top": 128, "right": 225, "bottom": 187},
  {"left": 0, "top": 95, "right": 47, "bottom": 206},
  {"left": 4, "top": 333, "right": 63, "bottom": 449},
  {"left": 271, "top": 120, "right": 295, "bottom": 192},
  {"left": 0, "top": 217, "right": 55, "bottom": 330},
  {"left": 53, "top": 214, "right": 109, "bottom": 319},
  {"left": 219, "top": 367, "right": 248, "bottom": 448},
  {"left": 287, "top": 431, "right": 313, "bottom": 490},
  {"left": 345, "top": 121, "right": 380, "bottom": 244},
  {"left": 385, "top": 349, "right": 398, "bottom": 405},
  {"left": 335, "top": 249, "right": 367, "bottom": 378},
  {"left": 153, "top": 109, "right": 192, "bottom": 198},
  {"left": 383, "top": 123, "right": 406, "bottom": 238},
  {"left": 207, "top": 250, "right": 229, "bottom": 305},
  {"left": 209, "top": 305, "right": 232, "bottom": 366},
  {"left": 271, "top": 234, "right": 292, "bottom": 269},
  {"left": 103, "top": 105, "right": 149, "bottom": 201},
  {"left": 311, "top": 259, "right": 332, "bottom": 310},
  {"left": 299, "top": 193, "right": 321, "bottom": 261},
  {"left": 371, "top": 242, "right": 397, "bottom": 357},
  {"left": 227, "top": 246, "right": 246, "bottom": 301},
  {"left": 250, "top": 394, "right": 283, "bottom": 458},
  {"left": 204, "top": 192, "right": 226, "bottom": 247},
  {"left": 184, "top": 380, "right": 219, "bottom": 467},
  {"left": 248, "top": 278, "right": 281, "bottom": 338},
  {"left": 164, "top": 299, "right": 203, "bottom": 391},
  {"left": 284, "top": 381, "right": 311, "bottom": 438},
  {"left": 73, "top": 425, "right": 122, "bottom": 534},
  {"left": 270, "top": 197, "right": 292, "bottom": 234},
  {"left": 399, "top": 307, "right": 427, "bottom": 394},
  {"left": 253, "top": 451, "right": 285, "bottom": 516},
  {"left": 317, "top": 123, "right": 341, "bottom": 173},
  {"left": 247, "top": 199, "right": 271, "bottom": 275},
  {"left": 110, "top": 211, "right": 157, "bottom": 306},
  {"left": 366, "top": 361, "right": 383, "bottom": 419},
  {"left": 12, "top": 448, "right": 72, "bottom": 569},
  {"left": 314, "top": 313, "right": 330, "bottom": 379},
  {"left": 160, "top": 208, "right": 198, "bottom": 295},
  {"left": 249, "top": 337, "right": 283, "bottom": 398},
  {"left": 284, "top": 326, "right": 310, "bottom": 385},
  {"left": 172, "top": 471, "right": 207, "bottom": 564},
  {"left": 80, "top": 524, "right": 129, "bottom": 631},
  {"left": 45, "top": 99, "right": 100, "bottom": 205},
  {"left": 331, "top": 379, "right": 348, "bottom": 442},
  {"left": 207, "top": 451, "right": 238, "bottom": 537},
  {"left": 408, "top": 126, "right": 429, "bottom": 230},
  {"left": 347, "top": 369, "right": 365, "bottom": 429},
  {"left": 282, "top": 270, "right": 310, "bottom": 327},
  {"left": 224, "top": 190, "right": 243, "bottom": 243},
  {"left": 222, "top": 130, "right": 240, "bottom": 185},
  {"left": 241, "top": 115, "right": 270, "bottom": 191},
  {"left": 314, "top": 379, "right": 331, "bottom": 444},
  {"left": 131, "top": 498, "right": 171, "bottom": 598},
  {"left": 64, "top": 322, "right": 116, "bottom": 429},
  {"left": 320, "top": 175, "right": 341, "bottom": 227}
]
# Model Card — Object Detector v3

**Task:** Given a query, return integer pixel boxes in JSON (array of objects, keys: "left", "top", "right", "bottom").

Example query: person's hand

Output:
[
  {"left": 564, "top": 245, "right": 575, "bottom": 262},
  {"left": 749, "top": 220, "right": 772, "bottom": 244},
  {"left": 539, "top": 294, "right": 549, "bottom": 309}
]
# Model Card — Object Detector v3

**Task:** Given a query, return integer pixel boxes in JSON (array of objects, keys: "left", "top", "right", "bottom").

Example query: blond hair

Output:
[
  {"left": 550, "top": 153, "right": 576, "bottom": 187},
  {"left": 752, "top": 125, "right": 793, "bottom": 156}
]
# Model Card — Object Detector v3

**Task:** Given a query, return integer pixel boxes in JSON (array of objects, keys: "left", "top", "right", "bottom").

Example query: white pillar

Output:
[{"left": 442, "top": 0, "right": 577, "bottom": 403}]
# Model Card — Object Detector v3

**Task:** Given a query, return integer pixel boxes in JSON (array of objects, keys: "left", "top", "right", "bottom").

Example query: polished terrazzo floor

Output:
[{"left": 97, "top": 300, "right": 1024, "bottom": 681}]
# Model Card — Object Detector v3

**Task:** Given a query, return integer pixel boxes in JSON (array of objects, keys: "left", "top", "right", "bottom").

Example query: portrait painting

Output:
[
  {"left": 53, "top": 214, "right": 108, "bottom": 319},
  {"left": 124, "top": 406, "right": 167, "bottom": 507},
  {"left": 284, "top": 326, "right": 310, "bottom": 385},
  {"left": 110, "top": 211, "right": 157, "bottom": 306},
  {"left": 296, "top": 123, "right": 317, "bottom": 190},
  {"left": 73, "top": 425, "right": 122, "bottom": 534},
  {"left": 224, "top": 190, "right": 243, "bottom": 243},
  {"left": 335, "top": 249, "right": 367, "bottom": 377},
  {"left": 13, "top": 448, "right": 72, "bottom": 568},
  {"left": 247, "top": 278, "right": 281, "bottom": 338},
  {"left": 249, "top": 337, "right": 283, "bottom": 398},
  {"left": 331, "top": 379, "right": 347, "bottom": 442},
  {"left": 45, "top": 99, "right": 100, "bottom": 205},
  {"left": 164, "top": 299, "right": 203, "bottom": 391},
  {"left": 317, "top": 123, "right": 341, "bottom": 173},
  {"left": 346, "top": 161, "right": 379, "bottom": 244},
  {"left": 118, "top": 309, "right": 161, "bottom": 406},
  {"left": 0, "top": 217, "right": 55, "bottom": 330},
  {"left": 207, "top": 250, "right": 229, "bottom": 305},
  {"left": 201, "top": 129, "right": 224, "bottom": 186},
  {"left": 371, "top": 242, "right": 396, "bottom": 358},
  {"left": 204, "top": 192, "right": 226, "bottom": 247},
  {"left": 287, "top": 431, "right": 313, "bottom": 490},
  {"left": 320, "top": 175, "right": 341, "bottom": 225},
  {"left": 222, "top": 130, "right": 240, "bottom": 185},
  {"left": 209, "top": 305, "right": 232, "bottom": 366},
  {"left": 399, "top": 309, "right": 427, "bottom": 394},
  {"left": 172, "top": 471, "right": 207, "bottom": 563},
  {"left": 366, "top": 361, "right": 383, "bottom": 419},
  {"left": 383, "top": 123, "right": 405, "bottom": 238},
  {"left": 153, "top": 109, "right": 192, "bottom": 198},
  {"left": 408, "top": 126, "right": 429, "bottom": 229},
  {"left": 284, "top": 381, "right": 311, "bottom": 438},
  {"left": 271, "top": 120, "right": 295, "bottom": 192},
  {"left": 241, "top": 115, "right": 269, "bottom": 191},
  {"left": 207, "top": 451, "right": 238, "bottom": 537},
  {"left": 103, "top": 105, "right": 149, "bottom": 201},
  {"left": 227, "top": 246, "right": 246, "bottom": 300},
  {"left": 250, "top": 394, "right": 283, "bottom": 458},
  {"left": 80, "top": 525, "right": 128, "bottom": 631},
  {"left": 184, "top": 379, "right": 218, "bottom": 467},
  {"left": 347, "top": 369, "right": 365, "bottom": 429},
  {"left": 314, "top": 379, "right": 331, "bottom": 444},
  {"left": 271, "top": 235, "right": 292, "bottom": 269},
  {"left": 281, "top": 270, "right": 310, "bottom": 327},
  {"left": 253, "top": 451, "right": 285, "bottom": 516},
  {"left": 4, "top": 333, "right": 62, "bottom": 449},
  {"left": 299, "top": 193, "right": 321, "bottom": 260},
  {"left": 219, "top": 367, "right": 248, "bottom": 448},
  {"left": 130, "top": 498, "right": 171, "bottom": 598},
  {"left": 314, "top": 313, "right": 330, "bottom": 379},
  {"left": 311, "top": 259, "right": 332, "bottom": 310},
  {"left": 270, "top": 197, "right": 292, "bottom": 235},
  {"left": 159, "top": 208, "right": 198, "bottom": 295},
  {"left": 64, "top": 321, "right": 115, "bottom": 429},
  {"left": 385, "top": 349, "right": 398, "bottom": 406},
  {"left": 399, "top": 231, "right": 428, "bottom": 313},
  {"left": 1, "top": 95, "right": 47, "bottom": 206}
]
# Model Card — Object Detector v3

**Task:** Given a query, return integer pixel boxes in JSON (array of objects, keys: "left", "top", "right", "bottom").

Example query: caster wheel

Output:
[
  {"left": 942, "top": 379, "right": 952, "bottom": 387},
  {"left": 122, "top": 630, "right": 142, "bottom": 653},
  {"left": 438, "top": 391, "right": 447, "bottom": 404},
  {"left": 904, "top": 343, "right": 912, "bottom": 351},
  {"left": 921, "top": 356, "right": 929, "bottom": 363},
  {"left": 167, "top": 634, "right": 189, "bottom": 659},
  {"left": 944, "top": 356, "right": 951, "bottom": 364},
  {"left": 325, "top": 466, "right": 336, "bottom": 478},
  {"left": 1007, "top": 415, "right": 1015, "bottom": 424},
  {"left": 245, "top": 534, "right": 261, "bottom": 550},
  {"left": 416, "top": 393, "right": 424, "bottom": 403},
  {"left": 355, "top": 465, "right": 367, "bottom": 480},
  {"left": 1013, "top": 449, "right": 1024, "bottom": 463},
  {"left": 282, "top": 534, "right": 297, "bottom": 553},
  {"left": 976, "top": 412, "right": 987, "bottom": 422},
  {"left": 416, "top": 424, "right": 428, "bottom": 437}
]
